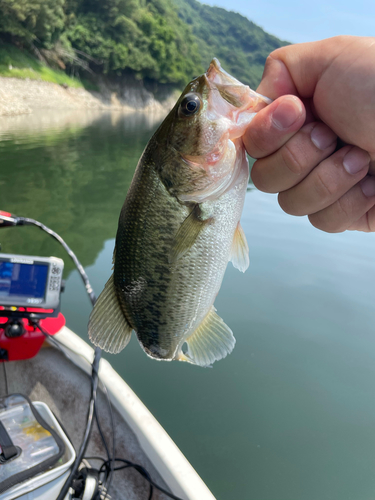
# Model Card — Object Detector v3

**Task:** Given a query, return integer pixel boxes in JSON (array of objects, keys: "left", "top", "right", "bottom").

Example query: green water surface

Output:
[{"left": 1, "top": 110, "right": 375, "bottom": 500}]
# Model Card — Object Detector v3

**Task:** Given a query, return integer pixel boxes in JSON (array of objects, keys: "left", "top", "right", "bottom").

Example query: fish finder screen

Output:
[{"left": 0, "top": 261, "right": 49, "bottom": 304}]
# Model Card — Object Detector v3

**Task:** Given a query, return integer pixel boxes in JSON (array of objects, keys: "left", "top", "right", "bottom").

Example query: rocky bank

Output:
[{"left": 0, "top": 76, "right": 177, "bottom": 117}]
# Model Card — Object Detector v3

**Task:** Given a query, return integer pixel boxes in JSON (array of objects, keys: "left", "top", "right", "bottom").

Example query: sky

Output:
[{"left": 201, "top": 0, "right": 375, "bottom": 43}]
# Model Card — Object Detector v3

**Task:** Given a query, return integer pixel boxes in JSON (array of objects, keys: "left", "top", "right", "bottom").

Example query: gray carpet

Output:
[{"left": 1, "top": 344, "right": 171, "bottom": 500}]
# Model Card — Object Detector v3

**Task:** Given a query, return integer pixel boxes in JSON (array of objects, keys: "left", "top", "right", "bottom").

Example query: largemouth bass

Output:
[{"left": 88, "top": 59, "right": 270, "bottom": 367}]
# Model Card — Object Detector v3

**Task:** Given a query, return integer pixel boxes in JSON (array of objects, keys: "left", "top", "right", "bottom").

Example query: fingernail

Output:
[
  {"left": 310, "top": 123, "right": 337, "bottom": 150},
  {"left": 272, "top": 96, "right": 303, "bottom": 130},
  {"left": 343, "top": 147, "right": 370, "bottom": 175},
  {"left": 361, "top": 176, "right": 375, "bottom": 197}
]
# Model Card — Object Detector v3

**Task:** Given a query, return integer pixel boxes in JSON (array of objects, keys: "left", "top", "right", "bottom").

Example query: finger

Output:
[
  {"left": 251, "top": 122, "right": 337, "bottom": 193},
  {"left": 258, "top": 37, "right": 375, "bottom": 152},
  {"left": 368, "top": 153, "right": 375, "bottom": 176},
  {"left": 302, "top": 97, "right": 320, "bottom": 125},
  {"left": 256, "top": 55, "right": 298, "bottom": 98},
  {"left": 243, "top": 95, "right": 305, "bottom": 159},
  {"left": 348, "top": 206, "right": 375, "bottom": 232},
  {"left": 278, "top": 146, "right": 370, "bottom": 216},
  {"left": 257, "top": 37, "right": 355, "bottom": 99},
  {"left": 256, "top": 55, "right": 324, "bottom": 123},
  {"left": 309, "top": 176, "right": 375, "bottom": 233}
]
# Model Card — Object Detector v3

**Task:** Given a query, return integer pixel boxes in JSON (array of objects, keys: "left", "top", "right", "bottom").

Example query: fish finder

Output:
[{"left": 0, "top": 253, "right": 64, "bottom": 311}]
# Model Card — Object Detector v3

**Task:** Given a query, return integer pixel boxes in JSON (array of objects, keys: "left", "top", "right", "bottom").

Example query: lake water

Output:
[{"left": 1, "top": 110, "right": 375, "bottom": 500}]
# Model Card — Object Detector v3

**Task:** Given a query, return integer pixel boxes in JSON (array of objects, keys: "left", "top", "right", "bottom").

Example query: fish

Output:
[{"left": 88, "top": 58, "right": 271, "bottom": 367}]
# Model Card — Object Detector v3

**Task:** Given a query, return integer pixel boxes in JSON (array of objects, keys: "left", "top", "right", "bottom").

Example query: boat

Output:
[
  {"left": 0, "top": 212, "right": 216, "bottom": 500},
  {"left": 0, "top": 324, "right": 216, "bottom": 500}
]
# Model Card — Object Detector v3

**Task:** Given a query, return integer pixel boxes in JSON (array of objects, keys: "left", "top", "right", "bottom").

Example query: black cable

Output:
[
  {"left": 84, "top": 456, "right": 108, "bottom": 463},
  {"left": 38, "top": 317, "right": 181, "bottom": 500},
  {"left": 17, "top": 217, "right": 96, "bottom": 306},
  {"left": 82, "top": 456, "right": 113, "bottom": 498},
  {"left": 56, "top": 345, "right": 101, "bottom": 500},
  {"left": 37, "top": 323, "right": 115, "bottom": 499},
  {"left": 37, "top": 328, "right": 101, "bottom": 500},
  {"left": 37, "top": 324, "right": 65, "bottom": 353},
  {"left": 94, "top": 403, "right": 112, "bottom": 498},
  {"left": 99, "top": 459, "right": 185, "bottom": 500},
  {"left": 4, "top": 214, "right": 102, "bottom": 500},
  {"left": 2, "top": 361, "right": 8, "bottom": 396},
  {"left": 79, "top": 424, "right": 183, "bottom": 499},
  {"left": 99, "top": 459, "right": 153, "bottom": 500},
  {"left": 36, "top": 322, "right": 116, "bottom": 499},
  {"left": 94, "top": 381, "right": 115, "bottom": 499},
  {"left": 94, "top": 407, "right": 111, "bottom": 467},
  {"left": 104, "top": 381, "right": 116, "bottom": 499},
  {"left": 3, "top": 214, "right": 182, "bottom": 500}
]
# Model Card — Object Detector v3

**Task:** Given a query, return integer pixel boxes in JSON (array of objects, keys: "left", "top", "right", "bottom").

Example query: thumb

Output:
[
  {"left": 256, "top": 56, "right": 298, "bottom": 99},
  {"left": 257, "top": 36, "right": 356, "bottom": 99}
]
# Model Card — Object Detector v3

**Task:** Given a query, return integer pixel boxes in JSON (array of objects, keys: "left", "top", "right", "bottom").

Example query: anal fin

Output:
[
  {"left": 177, "top": 306, "right": 235, "bottom": 367},
  {"left": 88, "top": 274, "right": 132, "bottom": 354},
  {"left": 230, "top": 222, "right": 249, "bottom": 272}
]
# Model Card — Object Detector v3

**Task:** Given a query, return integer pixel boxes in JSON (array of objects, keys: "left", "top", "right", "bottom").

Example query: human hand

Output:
[{"left": 244, "top": 36, "right": 375, "bottom": 232}]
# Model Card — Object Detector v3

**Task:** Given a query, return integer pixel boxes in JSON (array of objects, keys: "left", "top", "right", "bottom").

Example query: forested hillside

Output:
[
  {"left": 0, "top": 0, "right": 288, "bottom": 88},
  {"left": 174, "top": 0, "right": 288, "bottom": 87}
]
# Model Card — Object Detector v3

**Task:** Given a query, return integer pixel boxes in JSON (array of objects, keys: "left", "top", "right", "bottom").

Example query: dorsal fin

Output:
[
  {"left": 177, "top": 306, "right": 235, "bottom": 367},
  {"left": 88, "top": 274, "right": 132, "bottom": 354},
  {"left": 230, "top": 222, "right": 249, "bottom": 272}
]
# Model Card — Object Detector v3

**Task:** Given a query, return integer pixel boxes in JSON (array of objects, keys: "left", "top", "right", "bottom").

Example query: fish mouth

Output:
[
  {"left": 206, "top": 58, "right": 244, "bottom": 87},
  {"left": 205, "top": 58, "right": 272, "bottom": 113}
]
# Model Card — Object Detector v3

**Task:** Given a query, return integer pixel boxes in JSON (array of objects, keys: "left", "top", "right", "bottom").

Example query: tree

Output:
[{"left": 0, "top": 0, "right": 65, "bottom": 48}]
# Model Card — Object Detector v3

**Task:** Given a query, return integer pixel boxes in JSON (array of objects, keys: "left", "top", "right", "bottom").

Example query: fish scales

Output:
[
  {"left": 114, "top": 142, "right": 246, "bottom": 360},
  {"left": 88, "top": 58, "right": 271, "bottom": 366},
  {"left": 115, "top": 149, "right": 189, "bottom": 357}
]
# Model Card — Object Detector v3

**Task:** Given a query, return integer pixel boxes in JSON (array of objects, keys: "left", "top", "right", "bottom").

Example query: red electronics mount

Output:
[{"left": 0, "top": 310, "right": 65, "bottom": 361}]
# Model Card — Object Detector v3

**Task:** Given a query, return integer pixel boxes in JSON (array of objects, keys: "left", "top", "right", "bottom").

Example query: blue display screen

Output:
[{"left": 0, "top": 261, "right": 48, "bottom": 302}]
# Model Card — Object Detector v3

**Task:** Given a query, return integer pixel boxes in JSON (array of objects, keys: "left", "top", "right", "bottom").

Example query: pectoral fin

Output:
[
  {"left": 88, "top": 274, "right": 132, "bottom": 354},
  {"left": 177, "top": 306, "right": 235, "bottom": 367},
  {"left": 169, "top": 205, "right": 211, "bottom": 263},
  {"left": 230, "top": 222, "right": 249, "bottom": 272}
]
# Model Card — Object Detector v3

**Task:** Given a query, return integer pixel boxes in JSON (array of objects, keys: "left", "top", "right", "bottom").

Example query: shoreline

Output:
[{"left": 0, "top": 76, "right": 177, "bottom": 117}]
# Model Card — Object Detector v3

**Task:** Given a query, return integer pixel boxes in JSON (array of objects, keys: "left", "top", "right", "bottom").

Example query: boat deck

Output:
[{"left": 1, "top": 343, "right": 171, "bottom": 500}]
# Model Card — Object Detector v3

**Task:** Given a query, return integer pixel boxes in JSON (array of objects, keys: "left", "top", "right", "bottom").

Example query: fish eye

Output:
[{"left": 179, "top": 93, "right": 201, "bottom": 117}]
